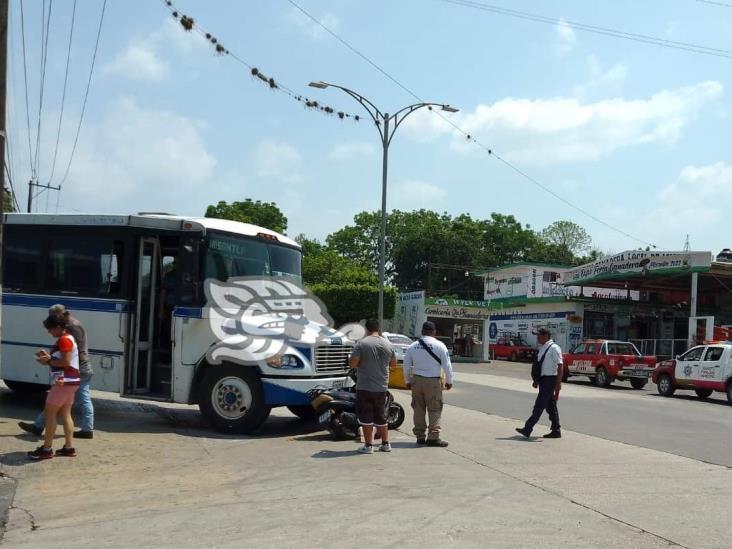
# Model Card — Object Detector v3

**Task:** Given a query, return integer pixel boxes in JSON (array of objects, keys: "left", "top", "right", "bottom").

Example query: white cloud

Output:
[
  {"left": 327, "top": 142, "right": 376, "bottom": 161},
  {"left": 254, "top": 140, "right": 304, "bottom": 183},
  {"left": 556, "top": 18, "right": 577, "bottom": 56},
  {"left": 286, "top": 7, "right": 340, "bottom": 40},
  {"left": 596, "top": 162, "right": 732, "bottom": 252},
  {"left": 55, "top": 97, "right": 217, "bottom": 213},
  {"left": 391, "top": 179, "right": 447, "bottom": 209},
  {"left": 572, "top": 56, "right": 628, "bottom": 99},
  {"left": 403, "top": 80, "right": 723, "bottom": 165},
  {"left": 103, "top": 18, "right": 210, "bottom": 83},
  {"left": 103, "top": 44, "right": 169, "bottom": 81}
]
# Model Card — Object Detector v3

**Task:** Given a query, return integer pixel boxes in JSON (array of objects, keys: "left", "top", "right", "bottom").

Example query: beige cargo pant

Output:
[{"left": 410, "top": 376, "right": 444, "bottom": 440}]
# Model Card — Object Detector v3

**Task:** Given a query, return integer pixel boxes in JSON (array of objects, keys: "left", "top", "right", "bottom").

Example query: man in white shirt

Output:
[
  {"left": 516, "top": 328, "right": 563, "bottom": 439},
  {"left": 402, "top": 321, "right": 453, "bottom": 447}
]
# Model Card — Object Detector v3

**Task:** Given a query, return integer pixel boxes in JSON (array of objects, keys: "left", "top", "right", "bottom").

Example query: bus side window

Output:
[
  {"left": 100, "top": 241, "right": 125, "bottom": 296},
  {"left": 177, "top": 238, "right": 201, "bottom": 305},
  {"left": 4, "top": 229, "right": 44, "bottom": 292}
]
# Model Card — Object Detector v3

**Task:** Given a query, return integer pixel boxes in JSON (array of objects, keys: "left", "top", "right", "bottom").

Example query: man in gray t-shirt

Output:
[{"left": 349, "top": 319, "right": 396, "bottom": 454}]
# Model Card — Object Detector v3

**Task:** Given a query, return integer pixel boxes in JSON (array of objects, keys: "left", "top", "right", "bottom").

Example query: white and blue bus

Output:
[{"left": 1, "top": 213, "right": 351, "bottom": 433}]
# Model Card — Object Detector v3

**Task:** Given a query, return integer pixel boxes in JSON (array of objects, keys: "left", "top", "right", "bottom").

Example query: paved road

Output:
[{"left": 449, "top": 360, "right": 732, "bottom": 467}]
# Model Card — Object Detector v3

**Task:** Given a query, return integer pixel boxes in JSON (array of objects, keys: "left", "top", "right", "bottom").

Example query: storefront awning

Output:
[{"left": 564, "top": 251, "right": 713, "bottom": 288}]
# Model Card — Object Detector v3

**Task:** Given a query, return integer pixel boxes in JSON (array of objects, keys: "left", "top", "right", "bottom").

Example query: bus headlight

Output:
[{"left": 266, "top": 354, "right": 304, "bottom": 369}]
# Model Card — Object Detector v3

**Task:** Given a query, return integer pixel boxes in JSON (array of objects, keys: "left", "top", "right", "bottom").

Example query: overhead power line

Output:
[
  {"left": 435, "top": 0, "right": 732, "bottom": 60},
  {"left": 19, "top": 0, "right": 34, "bottom": 176},
  {"left": 58, "top": 0, "right": 108, "bottom": 188},
  {"left": 33, "top": 0, "right": 53, "bottom": 182},
  {"left": 285, "top": 0, "right": 657, "bottom": 249},
  {"left": 48, "top": 0, "right": 76, "bottom": 186},
  {"left": 157, "top": 0, "right": 363, "bottom": 122},
  {"left": 696, "top": 0, "right": 732, "bottom": 7}
]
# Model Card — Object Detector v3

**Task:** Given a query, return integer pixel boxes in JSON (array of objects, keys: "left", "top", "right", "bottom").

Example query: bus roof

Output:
[{"left": 3, "top": 213, "right": 299, "bottom": 248}]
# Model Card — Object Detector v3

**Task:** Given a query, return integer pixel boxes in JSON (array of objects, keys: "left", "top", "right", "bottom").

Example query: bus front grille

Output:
[{"left": 314, "top": 345, "right": 351, "bottom": 374}]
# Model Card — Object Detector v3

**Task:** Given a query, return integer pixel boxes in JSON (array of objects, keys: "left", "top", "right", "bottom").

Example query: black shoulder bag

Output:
[
  {"left": 418, "top": 338, "right": 442, "bottom": 365},
  {"left": 531, "top": 346, "right": 549, "bottom": 383}
]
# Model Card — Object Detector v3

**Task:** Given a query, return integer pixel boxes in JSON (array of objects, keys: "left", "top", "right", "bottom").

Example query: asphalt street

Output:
[{"left": 451, "top": 360, "right": 732, "bottom": 467}]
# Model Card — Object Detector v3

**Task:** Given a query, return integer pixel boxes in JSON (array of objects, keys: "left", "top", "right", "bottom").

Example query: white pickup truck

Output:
[{"left": 652, "top": 343, "right": 732, "bottom": 402}]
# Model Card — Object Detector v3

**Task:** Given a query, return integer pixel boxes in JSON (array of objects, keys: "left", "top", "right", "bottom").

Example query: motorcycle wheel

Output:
[{"left": 387, "top": 403, "right": 405, "bottom": 430}]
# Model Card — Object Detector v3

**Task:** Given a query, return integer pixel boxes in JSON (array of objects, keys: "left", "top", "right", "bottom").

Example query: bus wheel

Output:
[
  {"left": 198, "top": 365, "right": 270, "bottom": 434},
  {"left": 3, "top": 380, "right": 49, "bottom": 393}
]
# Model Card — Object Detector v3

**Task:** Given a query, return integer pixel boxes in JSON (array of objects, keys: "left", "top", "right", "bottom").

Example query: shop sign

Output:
[
  {"left": 566, "top": 251, "right": 712, "bottom": 286},
  {"left": 426, "top": 297, "right": 491, "bottom": 308},
  {"left": 425, "top": 305, "right": 492, "bottom": 320}
]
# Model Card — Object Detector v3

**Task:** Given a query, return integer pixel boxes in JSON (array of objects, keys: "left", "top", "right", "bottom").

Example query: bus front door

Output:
[{"left": 128, "top": 237, "right": 160, "bottom": 394}]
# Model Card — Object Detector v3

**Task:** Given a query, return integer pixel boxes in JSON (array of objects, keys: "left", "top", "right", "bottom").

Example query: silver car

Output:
[{"left": 383, "top": 332, "right": 414, "bottom": 362}]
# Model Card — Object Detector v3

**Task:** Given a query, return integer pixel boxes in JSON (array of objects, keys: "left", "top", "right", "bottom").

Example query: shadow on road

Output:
[{"left": 0, "top": 387, "right": 325, "bottom": 441}]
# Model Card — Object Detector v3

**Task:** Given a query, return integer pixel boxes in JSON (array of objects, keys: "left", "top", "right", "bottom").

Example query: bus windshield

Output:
[{"left": 204, "top": 233, "right": 302, "bottom": 284}]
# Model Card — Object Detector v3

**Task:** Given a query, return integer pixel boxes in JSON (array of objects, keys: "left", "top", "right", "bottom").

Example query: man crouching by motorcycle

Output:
[{"left": 349, "top": 319, "right": 397, "bottom": 454}]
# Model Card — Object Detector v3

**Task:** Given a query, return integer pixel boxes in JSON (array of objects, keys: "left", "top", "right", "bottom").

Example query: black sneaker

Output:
[
  {"left": 28, "top": 446, "right": 53, "bottom": 460},
  {"left": 515, "top": 427, "right": 531, "bottom": 438},
  {"left": 19, "top": 421, "right": 43, "bottom": 436},
  {"left": 426, "top": 439, "right": 449, "bottom": 448},
  {"left": 542, "top": 431, "right": 562, "bottom": 439},
  {"left": 416, "top": 438, "right": 427, "bottom": 445},
  {"left": 73, "top": 430, "right": 93, "bottom": 439},
  {"left": 55, "top": 446, "right": 77, "bottom": 457}
]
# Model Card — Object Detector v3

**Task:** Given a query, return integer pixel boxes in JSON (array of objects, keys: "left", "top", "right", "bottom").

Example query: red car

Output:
[
  {"left": 563, "top": 340, "right": 657, "bottom": 389},
  {"left": 490, "top": 335, "right": 537, "bottom": 362}
]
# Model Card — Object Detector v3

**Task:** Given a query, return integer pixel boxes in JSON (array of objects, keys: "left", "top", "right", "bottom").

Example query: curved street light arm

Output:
[
  {"left": 317, "top": 82, "right": 385, "bottom": 140},
  {"left": 387, "top": 102, "right": 446, "bottom": 147}
]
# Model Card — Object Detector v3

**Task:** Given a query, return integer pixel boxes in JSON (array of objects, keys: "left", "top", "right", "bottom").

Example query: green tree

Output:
[
  {"left": 295, "top": 234, "right": 377, "bottom": 286},
  {"left": 541, "top": 220, "right": 591, "bottom": 256},
  {"left": 3, "top": 186, "right": 16, "bottom": 212},
  {"left": 205, "top": 199, "right": 287, "bottom": 234}
]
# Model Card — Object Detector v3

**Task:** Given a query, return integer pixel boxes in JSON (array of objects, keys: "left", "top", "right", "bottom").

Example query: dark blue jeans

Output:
[{"left": 524, "top": 375, "right": 560, "bottom": 434}]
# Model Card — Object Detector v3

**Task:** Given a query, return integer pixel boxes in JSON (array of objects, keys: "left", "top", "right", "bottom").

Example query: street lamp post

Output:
[{"left": 308, "top": 81, "right": 458, "bottom": 328}]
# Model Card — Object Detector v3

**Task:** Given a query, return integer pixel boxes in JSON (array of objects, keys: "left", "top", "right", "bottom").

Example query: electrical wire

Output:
[
  {"left": 435, "top": 0, "right": 732, "bottom": 60},
  {"left": 696, "top": 0, "right": 732, "bottom": 7},
  {"left": 48, "top": 0, "right": 76, "bottom": 186},
  {"left": 19, "top": 0, "right": 34, "bottom": 176},
  {"left": 34, "top": 0, "right": 53, "bottom": 183},
  {"left": 285, "top": 0, "right": 658, "bottom": 249},
  {"left": 58, "top": 0, "right": 108, "bottom": 188}
]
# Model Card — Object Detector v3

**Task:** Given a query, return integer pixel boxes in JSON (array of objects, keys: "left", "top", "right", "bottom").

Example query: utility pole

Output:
[
  {"left": 26, "top": 180, "right": 60, "bottom": 212},
  {"left": 0, "top": 0, "right": 9, "bottom": 369}
]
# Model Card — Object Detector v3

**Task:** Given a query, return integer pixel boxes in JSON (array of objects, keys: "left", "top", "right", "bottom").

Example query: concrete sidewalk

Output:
[{"left": 0, "top": 389, "right": 728, "bottom": 548}]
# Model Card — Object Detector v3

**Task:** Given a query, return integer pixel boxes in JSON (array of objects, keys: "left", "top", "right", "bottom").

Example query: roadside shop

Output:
[{"left": 387, "top": 291, "right": 491, "bottom": 359}]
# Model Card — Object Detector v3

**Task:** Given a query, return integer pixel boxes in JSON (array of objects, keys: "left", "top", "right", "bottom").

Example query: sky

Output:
[{"left": 5, "top": 0, "right": 732, "bottom": 257}]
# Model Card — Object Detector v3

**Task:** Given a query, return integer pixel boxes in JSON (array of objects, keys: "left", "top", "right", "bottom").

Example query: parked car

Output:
[
  {"left": 563, "top": 339, "right": 657, "bottom": 389},
  {"left": 652, "top": 343, "right": 732, "bottom": 402},
  {"left": 490, "top": 334, "right": 537, "bottom": 362},
  {"left": 382, "top": 332, "right": 414, "bottom": 363}
]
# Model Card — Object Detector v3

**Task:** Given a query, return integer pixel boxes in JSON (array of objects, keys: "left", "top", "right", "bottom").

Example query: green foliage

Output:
[
  {"left": 3, "top": 187, "right": 16, "bottom": 213},
  {"left": 205, "top": 199, "right": 288, "bottom": 234},
  {"left": 309, "top": 283, "right": 396, "bottom": 326},
  {"left": 296, "top": 234, "right": 377, "bottom": 286},
  {"left": 540, "top": 220, "right": 592, "bottom": 255}
]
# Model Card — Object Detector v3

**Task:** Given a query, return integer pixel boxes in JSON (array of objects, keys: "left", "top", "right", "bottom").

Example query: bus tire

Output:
[
  {"left": 198, "top": 365, "right": 270, "bottom": 434},
  {"left": 3, "top": 380, "right": 49, "bottom": 393}
]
